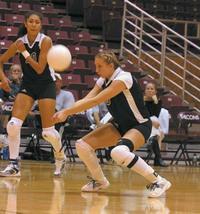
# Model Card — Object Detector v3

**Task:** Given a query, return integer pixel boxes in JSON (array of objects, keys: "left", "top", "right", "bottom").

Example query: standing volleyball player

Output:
[
  {"left": 53, "top": 50, "right": 171, "bottom": 197},
  {"left": 0, "top": 11, "right": 66, "bottom": 176}
]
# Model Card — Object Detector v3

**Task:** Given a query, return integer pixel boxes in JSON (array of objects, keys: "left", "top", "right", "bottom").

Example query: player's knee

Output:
[
  {"left": 7, "top": 117, "right": 23, "bottom": 137},
  {"left": 42, "top": 127, "right": 60, "bottom": 143},
  {"left": 75, "top": 139, "right": 93, "bottom": 157},
  {"left": 111, "top": 138, "right": 136, "bottom": 167}
]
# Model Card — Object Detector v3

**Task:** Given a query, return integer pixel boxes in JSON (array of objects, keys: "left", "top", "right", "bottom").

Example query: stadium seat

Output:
[
  {"left": 47, "top": 30, "right": 74, "bottom": 45},
  {"left": 32, "top": 4, "right": 58, "bottom": 17},
  {"left": 73, "top": 31, "right": 98, "bottom": 47},
  {"left": 50, "top": 16, "right": 76, "bottom": 33},
  {"left": 9, "top": 2, "right": 31, "bottom": 14},
  {"left": 0, "top": 1, "right": 12, "bottom": 16},
  {"left": 0, "top": 39, "right": 12, "bottom": 54},
  {"left": 83, "top": 75, "right": 99, "bottom": 89},
  {"left": 102, "top": 9, "right": 122, "bottom": 42},
  {"left": 68, "top": 45, "right": 94, "bottom": 61},
  {"left": 66, "top": 0, "right": 84, "bottom": 16},
  {"left": 69, "top": 59, "right": 92, "bottom": 76},
  {"left": 4, "top": 14, "right": 24, "bottom": 26},
  {"left": 83, "top": 0, "right": 105, "bottom": 28},
  {"left": 161, "top": 94, "right": 183, "bottom": 108},
  {"left": 0, "top": 26, "right": 18, "bottom": 40}
]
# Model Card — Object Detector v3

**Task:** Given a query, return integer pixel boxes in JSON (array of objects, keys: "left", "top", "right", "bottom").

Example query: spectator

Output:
[{"left": 144, "top": 82, "right": 169, "bottom": 167}]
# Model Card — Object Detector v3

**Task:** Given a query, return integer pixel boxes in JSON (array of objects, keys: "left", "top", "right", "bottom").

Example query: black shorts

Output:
[
  {"left": 19, "top": 81, "right": 56, "bottom": 100},
  {"left": 111, "top": 119, "right": 152, "bottom": 141}
]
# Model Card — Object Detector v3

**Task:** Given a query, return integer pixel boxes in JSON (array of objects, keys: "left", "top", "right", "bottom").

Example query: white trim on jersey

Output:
[{"left": 123, "top": 90, "right": 148, "bottom": 123}]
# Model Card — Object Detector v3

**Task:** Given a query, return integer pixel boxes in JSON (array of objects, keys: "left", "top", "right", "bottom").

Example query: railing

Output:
[{"left": 120, "top": 0, "right": 200, "bottom": 112}]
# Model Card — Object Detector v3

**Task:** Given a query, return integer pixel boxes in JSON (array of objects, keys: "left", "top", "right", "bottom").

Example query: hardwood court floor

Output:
[{"left": 0, "top": 160, "right": 200, "bottom": 214}]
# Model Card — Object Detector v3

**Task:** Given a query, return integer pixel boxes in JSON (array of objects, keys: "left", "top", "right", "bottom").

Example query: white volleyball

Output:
[{"left": 47, "top": 44, "right": 72, "bottom": 72}]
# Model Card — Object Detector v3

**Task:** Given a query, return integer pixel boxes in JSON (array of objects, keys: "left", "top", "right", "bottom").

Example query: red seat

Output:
[
  {"left": 50, "top": 16, "right": 76, "bottom": 33},
  {"left": 47, "top": 30, "right": 74, "bottom": 45},
  {"left": 161, "top": 94, "right": 183, "bottom": 108},
  {"left": 84, "top": 75, "right": 99, "bottom": 89},
  {"left": 61, "top": 73, "right": 88, "bottom": 91},
  {"left": 68, "top": 59, "right": 92, "bottom": 75},
  {"left": 10, "top": 2, "right": 31, "bottom": 14},
  {"left": 73, "top": 31, "right": 98, "bottom": 47},
  {"left": 68, "top": 45, "right": 93, "bottom": 61},
  {"left": 0, "top": 26, "right": 18, "bottom": 40},
  {"left": 32, "top": 4, "right": 57, "bottom": 17},
  {"left": 120, "top": 60, "right": 146, "bottom": 78},
  {"left": 0, "top": 39, "right": 12, "bottom": 53},
  {"left": 0, "top": 1, "right": 12, "bottom": 15},
  {"left": 4, "top": 14, "right": 24, "bottom": 26}
]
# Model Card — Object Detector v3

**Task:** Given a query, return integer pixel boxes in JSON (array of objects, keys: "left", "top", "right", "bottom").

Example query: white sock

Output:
[
  {"left": 76, "top": 139, "right": 107, "bottom": 182},
  {"left": 42, "top": 127, "right": 64, "bottom": 159},
  {"left": 7, "top": 117, "right": 23, "bottom": 160}
]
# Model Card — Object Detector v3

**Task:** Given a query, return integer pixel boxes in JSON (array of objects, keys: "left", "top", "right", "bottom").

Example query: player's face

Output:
[
  {"left": 145, "top": 83, "right": 157, "bottom": 98},
  {"left": 25, "top": 14, "right": 42, "bottom": 36},
  {"left": 95, "top": 57, "right": 114, "bottom": 78}
]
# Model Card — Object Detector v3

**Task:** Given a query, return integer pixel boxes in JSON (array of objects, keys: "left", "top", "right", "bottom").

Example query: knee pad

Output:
[
  {"left": 116, "top": 138, "right": 134, "bottom": 152},
  {"left": 42, "top": 127, "right": 61, "bottom": 144},
  {"left": 7, "top": 117, "right": 23, "bottom": 137},
  {"left": 111, "top": 145, "right": 138, "bottom": 168}
]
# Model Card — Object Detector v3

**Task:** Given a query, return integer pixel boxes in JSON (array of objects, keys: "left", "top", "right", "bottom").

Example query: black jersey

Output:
[
  {"left": 96, "top": 67, "right": 150, "bottom": 130},
  {"left": 145, "top": 99, "right": 162, "bottom": 117},
  {"left": 18, "top": 33, "right": 55, "bottom": 84}
]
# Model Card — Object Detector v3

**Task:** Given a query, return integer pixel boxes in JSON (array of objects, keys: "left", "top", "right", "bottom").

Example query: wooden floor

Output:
[{"left": 0, "top": 160, "right": 200, "bottom": 214}]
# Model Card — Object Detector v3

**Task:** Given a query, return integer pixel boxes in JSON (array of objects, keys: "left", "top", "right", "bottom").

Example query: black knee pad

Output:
[{"left": 116, "top": 138, "right": 134, "bottom": 152}]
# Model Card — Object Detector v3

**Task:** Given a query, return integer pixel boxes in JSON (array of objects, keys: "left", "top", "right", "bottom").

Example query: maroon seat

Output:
[
  {"left": 47, "top": 30, "right": 74, "bottom": 45},
  {"left": 84, "top": 75, "right": 99, "bottom": 89},
  {"left": 10, "top": 2, "right": 31, "bottom": 14},
  {"left": 68, "top": 45, "right": 94, "bottom": 61},
  {"left": 161, "top": 94, "right": 183, "bottom": 108},
  {"left": 120, "top": 60, "right": 146, "bottom": 78},
  {"left": 51, "top": 16, "right": 76, "bottom": 33},
  {"left": 68, "top": 59, "right": 92, "bottom": 75},
  {"left": 0, "top": 39, "right": 12, "bottom": 53},
  {"left": 0, "top": 1, "right": 12, "bottom": 15},
  {"left": 32, "top": 4, "right": 57, "bottom": 17},
  {"left": 0, "top": 26, "right": 18, "bottom": 40},
  {"left": 4, "top": 14, "right": 24, "bottom": 26},
  {"left": 73, "top": 31, "right": 98, "bottom": 47}
]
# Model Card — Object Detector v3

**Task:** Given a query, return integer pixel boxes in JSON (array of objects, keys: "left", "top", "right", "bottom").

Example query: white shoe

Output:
[
  {"left": 54, "top": 157, "right": 66, "bottom": 176},
  {"left": 0, "top": 164, "right": 21, "bottom": 177},
  {"left": 81, "top": 177, "right": 110, "bottom": 192},
  {"left": 147, "top": 178, "right": 171, "bottom": 198}
]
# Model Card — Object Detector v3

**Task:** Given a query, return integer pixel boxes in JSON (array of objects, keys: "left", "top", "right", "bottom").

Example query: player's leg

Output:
[
  {"left": 0, "top": 93, "right": 34, "bottom": 177},
  {"left": 38, "top": 98, "right": 66, "bottom": 176},
  {"left": 110, "top": 121, "right": 171, "bottom": 197},
  {"left": 75, "top": 123, "right": 121, "bottom": 192}
]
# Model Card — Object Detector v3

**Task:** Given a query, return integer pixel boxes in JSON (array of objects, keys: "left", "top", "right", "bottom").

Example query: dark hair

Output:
[
  {"left": 17, "top": 10, "right": 43, "bottom": 37},
  {"left": 95, "top": 50, "right": 121, "bottom": 69}
]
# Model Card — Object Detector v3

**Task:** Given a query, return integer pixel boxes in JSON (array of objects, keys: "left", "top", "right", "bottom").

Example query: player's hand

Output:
[
  {"left": 0, "top": 79, "right": 11, "bottom": 92},
  {"left": 15, "top": 40, "right": 26, "bottom": 52},
  {"left": 53, "top": 109, "right": 68, "bottom": 124}
]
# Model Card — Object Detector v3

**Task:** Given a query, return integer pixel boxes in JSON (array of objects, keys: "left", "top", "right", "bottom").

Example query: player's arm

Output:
[
  {"left": 0, "top": 42, "right": 18, "bottom": 92},
  {"left": 53, "top": 80, "right": 127, "bottom": 123},
  {"left": 17, "top": 36, "right": 52, "bottom": 74}
]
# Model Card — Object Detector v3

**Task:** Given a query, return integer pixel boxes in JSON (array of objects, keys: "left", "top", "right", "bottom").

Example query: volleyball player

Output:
[
  {"left": 53, "top": 50, "right": 171, "bottom": 197},
  {"left": 0, "top": 11, "right": 66, "bottom": 177}
]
